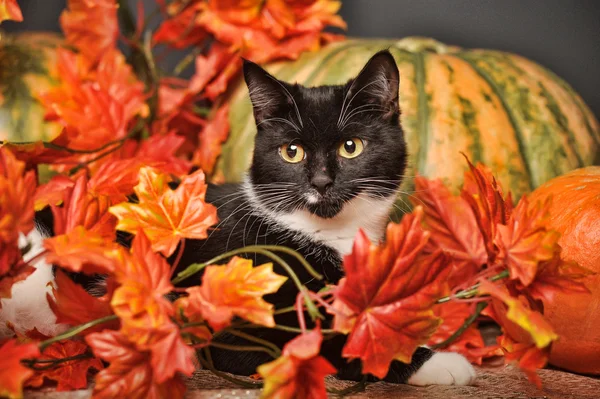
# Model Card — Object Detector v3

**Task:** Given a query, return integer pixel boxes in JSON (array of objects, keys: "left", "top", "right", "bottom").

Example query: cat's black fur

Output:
[{"left": 38, "top": 50, "right": 436, "bottom": 383}]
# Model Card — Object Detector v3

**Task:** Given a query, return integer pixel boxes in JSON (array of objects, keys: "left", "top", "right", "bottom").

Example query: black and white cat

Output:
[{"left": 0, "top": 50, "right": 475, "bottom": 386}]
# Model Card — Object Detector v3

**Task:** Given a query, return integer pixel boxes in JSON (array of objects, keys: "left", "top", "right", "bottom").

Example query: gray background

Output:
[{"left": 4, "top": 0, "right": 599, "bottom": 119}]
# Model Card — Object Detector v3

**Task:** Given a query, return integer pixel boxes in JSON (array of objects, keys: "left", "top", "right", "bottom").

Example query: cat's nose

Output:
[{"left": 311, "top": 174, "right": 333, "bottom": 195}]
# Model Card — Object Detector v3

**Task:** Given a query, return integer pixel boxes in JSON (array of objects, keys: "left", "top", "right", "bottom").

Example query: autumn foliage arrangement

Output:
[{"left": 0, "top": 1, "right": 593, "bottom": 398}]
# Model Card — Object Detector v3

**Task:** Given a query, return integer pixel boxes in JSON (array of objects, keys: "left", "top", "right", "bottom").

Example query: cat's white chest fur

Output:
[{"left": 246, "top": 180, "right": 395, "bottom": 256}]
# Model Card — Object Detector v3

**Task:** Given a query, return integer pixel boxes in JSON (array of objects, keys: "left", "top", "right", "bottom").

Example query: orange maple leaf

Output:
[
  {"left": 37, "top": 49, "right": 148, "bottom": 155},
  {"left": 26, "top": 340, "right": 103, "bottom": 391},
  {"left": 257, "top": 326, "right": 336, "bottom": 399},
  {"left": 0, "top": 147, "right": 36, "bottom": 243},
  {"left": 60, "top": 0, "right": 118, "bottom": 61},
  {"left": 109, "top": 167, "right": 218, "bottom": 257},
  {"left": 86, "top": 330, "right": 187, "bottom": 399},
  {"left": 495, "top": 196, "right": 560, "bottom": 287},
  {"left": 412, "top": 176, "right": 487, "bottom": 285},
  {"left": 111, "top": 231, "right": 196, "bottom": 382},
  {"left": 43, "top": 226, "right": 122, "bottom": 275},
  {"left": 0, "top": 0, "right": 22, "bottom": 23},
  {"left": 181, "top": 256, "right": 287, "bottom": 331},
  {"left": 0, "top": 339, "right": 39, "bottom": 399},
  {"left": 331, "top": 207, "right": 451, "bottom": 378},
  {"left": 0, "top": 243, "right": 34, "bottom": 298},
  {"left": 47, "top": 270, "right": 115, "bottom": 328}
]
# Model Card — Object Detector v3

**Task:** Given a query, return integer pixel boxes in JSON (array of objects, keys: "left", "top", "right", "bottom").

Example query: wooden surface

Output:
[{"left": 24, "top": 364, "right": 600, "bottom": 399}]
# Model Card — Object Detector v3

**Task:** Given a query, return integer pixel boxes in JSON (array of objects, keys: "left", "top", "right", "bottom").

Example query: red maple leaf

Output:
[
  {"left": 26, "top": 340, "right": 103, "bottom": 391},
  {"left": 495, "top": 196, "right": 561, "bottom": 287},
  {"left": 412, "top": 176, "right": 487, "bottom": 285},
  {"left": 498, "top": 334, "right": 549, "bottom": 389},
  {"left": 461, "top": 157, "right": 513, "bottom": 258},
  {"left": 47, "top": 270, "right": 115, "bottom": 329},
  {"left": 39, "top": 174, "right": 117, "bottom": 241},
  {"left": 109, "top": 167, "right": 218, "bottom": 257},
  {"left": 86, "top": 330, "right": 187, "bottom": 399},
  {"left": 0, "top": 339, "right": 39, "bottom": 399},
  {"left": 192, "top": 104, "right": 231, "bottom": 174},
  {"left": 428, "top": 301, "right": 501, "bottom": 364},
  {"left": 258, "top": 325, "right": 336, "bottom": 399},
  {"left": 331, "top": 207, "right": 451, "bottom": 378},
  {"left": 181, "top": 256, "right": 287, "bottom": 331}
]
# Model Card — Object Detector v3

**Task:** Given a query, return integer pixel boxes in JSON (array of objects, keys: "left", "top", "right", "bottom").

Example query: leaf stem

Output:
[
  {"left": 222, "top": 329, "right": 281, "bottom": 357},
  {"left": 39, "top": 315, "right": 118, "bottom": 351},
  {"left": 170, "top": 238, "right": 186, "bottom": 279},
  {"left": 22, "top": 352, "right": 94, "bottom": 371},
  {"left": 436, "top": 270, "right": 509, "bottom": 304},
  {"left": 199, "top": 348, "right": 263, "bottom": 389},
  {"left": 208, "top": 342, "right": 278, "bottom": 359},
  {"left": 431, "top": 301, "right": 488, "bottom": 349}
]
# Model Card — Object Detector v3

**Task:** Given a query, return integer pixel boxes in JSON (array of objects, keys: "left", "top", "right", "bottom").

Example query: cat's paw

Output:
[{"left": 407, "top": 352, "right": 476, "bottom": 386}]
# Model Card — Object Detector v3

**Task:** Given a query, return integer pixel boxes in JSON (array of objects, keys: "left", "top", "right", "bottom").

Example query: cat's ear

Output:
[
  {"left": 243, "top": 59, "right": 290, "bottom": 124},
  {"left": 345, "top": 50, "right": 399, "bottom": 120}
]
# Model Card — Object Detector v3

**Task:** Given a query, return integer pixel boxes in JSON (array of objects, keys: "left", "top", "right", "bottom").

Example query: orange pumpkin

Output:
[{"left": 528, "top": 166, "right": 600, "bottom": 374}]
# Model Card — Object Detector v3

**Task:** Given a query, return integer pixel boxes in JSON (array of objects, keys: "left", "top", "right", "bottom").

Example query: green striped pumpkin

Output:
[
  {"left": 0, "top": 32, "right": 63, "bottom": 143},
  {"left": 218, "top": 37, "right": 600, "bottom": 201}
]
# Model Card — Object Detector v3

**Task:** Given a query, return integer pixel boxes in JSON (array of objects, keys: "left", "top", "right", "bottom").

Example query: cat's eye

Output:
[
  {"left": 279, "top": 143, "right": 306, "bottom": 163},
  {"left": 338, "top": 138, "right": 364, "bottom": 159}
]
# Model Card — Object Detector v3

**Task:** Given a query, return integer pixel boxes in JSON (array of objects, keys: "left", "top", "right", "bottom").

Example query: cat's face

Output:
[{"left": 244, "top": 51, "right": 407, "bottom": 219}]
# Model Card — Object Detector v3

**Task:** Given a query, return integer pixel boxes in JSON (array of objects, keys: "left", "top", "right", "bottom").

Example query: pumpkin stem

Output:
[{"left": 395, "top": 37, "right": 459, "bottom": 54}]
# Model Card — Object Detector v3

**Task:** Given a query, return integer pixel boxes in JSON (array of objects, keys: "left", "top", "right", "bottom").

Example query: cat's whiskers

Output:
[{"left": 337, "top": 79, "right": 384, "bottom": 129}]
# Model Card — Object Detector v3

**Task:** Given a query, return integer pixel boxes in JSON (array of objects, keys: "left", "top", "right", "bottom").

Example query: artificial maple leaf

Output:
[
  {"left": 0, "top": 0, "right": 22, "bottom": 23},
  {"left": 181, "top": 256, "right": 287, "bottom": 331},
  {"left": 109, "top": 167, "right": 218, "bottom": 257},
  {"left": 0, "top": 242, "right": 33, "bottom": 298},
  {"left": 111, "top": 231, "right": 174, "bottom": 333},
  {"left": 86, "top": 330, "right": 187, "bottom": 399},
  {"left": 37, "top": 49, "right": 147, "bottom": 153},
  {"left": 44, "top": 226, "right": 122, "bottom": 275},
  {"left": 192, "top": 104, "right": 230, "bottom": 173},
  {"left": 495, "top": 196, "right": 560, "bottom": 287},
  {"left": 47, "top": 270, "right": 115, "bottom": 328},
  {"left": 0, "top": 147, "right": 36, "bottom": 243},
  {"left": 111, "top": 231, "right": 196, "bottom": 382},
  {"left": 428, "top": 301, "right": 502, "bottom": 364},
  {"left": 479, "top": 280, "right": 558, "bottom": 349},
  {"left": 258, "top": 326, "right": 336, "bottom": 399},
  {"left": 0, "top": 339, "right": 39, "bottom": 399},
  {"left": 40, "top": 174, "right": 117, "bottom": 241},
  {"left": 498, "top": 334, "right": 548, "bottom": 389},
  {"left": 331, "top": 207, "right": 451, "bottom": 378},
  {"left": 2, "top": 135, "right": 73, "bottom": 168},
  {"left": 461, "top": 157, "right": 513, "bottom": 257},
  {"left": 174, "top": 305, "right": 212, "bottom": 345},
  {"left": 26, "top": 340, "right": 103, "bottom": 391},
  {"left": 60, "top": 0, "right": 118, "bottom": 62},
  {"left": 412, "top": 176, "right": 487, "bottom": 285},
  {"left": 88, "top": 132, "right": 192, "bottom": 202},
  {"left": 153, "top": 2, "right": 207, "bottom": 48},
  {"left": 525, "top": 254, "right": 592, "bottom": 304}
]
